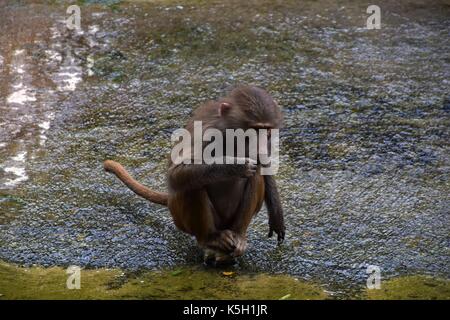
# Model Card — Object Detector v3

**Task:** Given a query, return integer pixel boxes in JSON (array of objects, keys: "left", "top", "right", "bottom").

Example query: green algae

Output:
[
  {"left": 0, "top": 261, "right": 326, "bottom": 300},
  {"left": 365, "top": 275, "right": 450, "bottom": 300},
  {"left": 2, "top": 262, "right": 449, "bottom": 300}
]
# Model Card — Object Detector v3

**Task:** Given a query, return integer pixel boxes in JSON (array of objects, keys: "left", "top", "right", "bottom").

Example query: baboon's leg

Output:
[{"left": 168, "top": 190, "right": 238, "bottom": 255}]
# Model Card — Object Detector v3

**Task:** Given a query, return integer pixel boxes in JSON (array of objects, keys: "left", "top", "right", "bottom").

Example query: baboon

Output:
[{"left": 104, "top": 85, "right": 285, "bottom": 264}]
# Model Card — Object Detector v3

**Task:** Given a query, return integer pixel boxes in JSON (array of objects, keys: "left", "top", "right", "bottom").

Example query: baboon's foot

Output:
[
  {"left": 214, "top": 251, "right": 236, "bottom": 266},
  {"left": 203, "top": 248, "right": 217, "bottom": 265},
  {"left": 203, "top": 248, "right": 235, "bottom": 266}
]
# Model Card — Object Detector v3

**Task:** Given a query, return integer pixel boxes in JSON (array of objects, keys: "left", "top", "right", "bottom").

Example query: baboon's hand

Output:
[
  {"left": 233, "top": 157, "right": 257, "bottom": 178},
  {"left": 231, "top": 234, "right": 248, "bottom": 258},
  {"left": 206, "top": 230, "right": 239, "bottom": 254},
  {"left": 268, "top": 217, "right": 285, "bottom": 244},
  {"left": 264, "top": 175, "right": 285, "bottom": 244}
]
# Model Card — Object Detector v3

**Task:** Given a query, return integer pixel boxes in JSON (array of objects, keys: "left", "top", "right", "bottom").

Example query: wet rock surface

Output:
[{"left": 0, "top": 0, "right": 449, "bottom": 296}]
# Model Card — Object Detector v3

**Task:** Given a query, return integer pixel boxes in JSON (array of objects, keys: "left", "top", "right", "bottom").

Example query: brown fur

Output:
[{"left": 104, "top": 85, "right": 285, "bottom": 263}]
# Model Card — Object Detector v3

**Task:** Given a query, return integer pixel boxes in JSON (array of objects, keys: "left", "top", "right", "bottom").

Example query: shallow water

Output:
[{"left": 0, "top": 0, "right": 449, "bottom": 297}]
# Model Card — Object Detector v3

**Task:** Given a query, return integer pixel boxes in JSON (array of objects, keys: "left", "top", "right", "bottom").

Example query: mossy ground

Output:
[
  {"left": 1, "top": 262, "right": 448, "bottom": 300},
  {"left": 365, "top": 276, "right": 450, "bottom": 300},
  {"left": 0, "top": 261, "right": 326, "bottom": 300}
]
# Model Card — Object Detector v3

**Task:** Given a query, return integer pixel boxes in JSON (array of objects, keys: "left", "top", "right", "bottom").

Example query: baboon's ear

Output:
[{"left": 219, "top": 102, "right": 232, "bottom": 117}]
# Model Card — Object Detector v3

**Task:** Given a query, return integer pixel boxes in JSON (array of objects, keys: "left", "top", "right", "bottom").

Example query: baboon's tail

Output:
[{"left": 104, "top": 160, "right": 168, "bottom": 206}]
